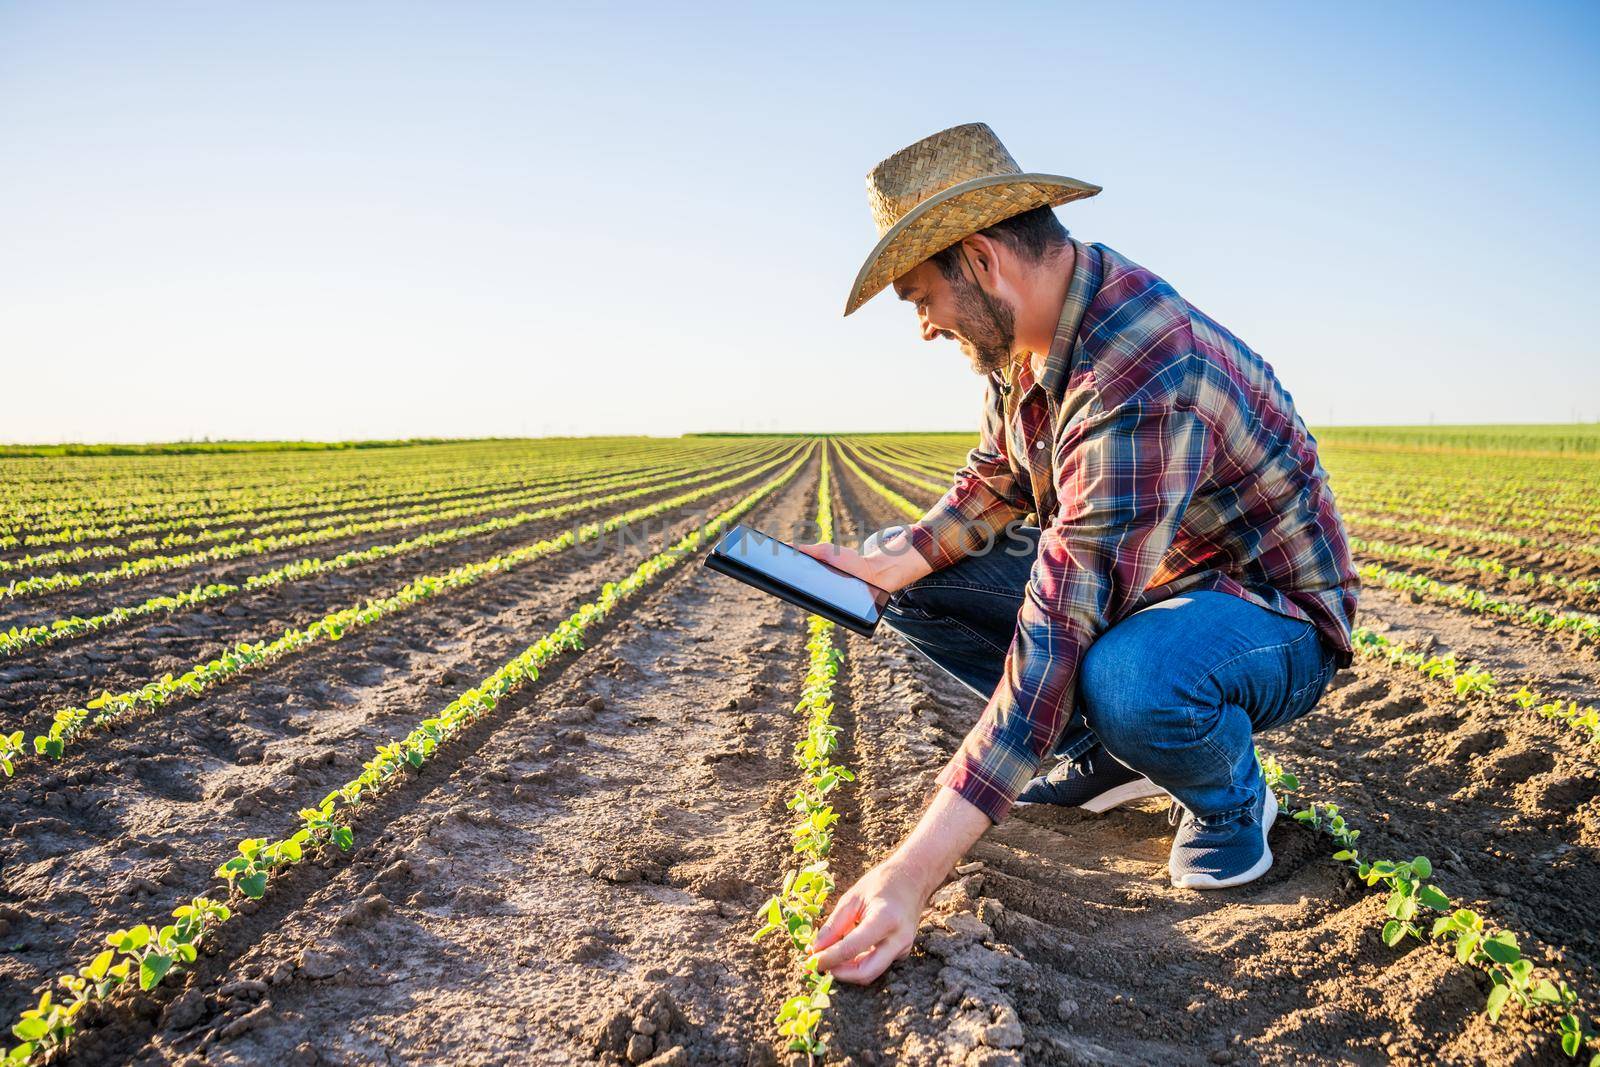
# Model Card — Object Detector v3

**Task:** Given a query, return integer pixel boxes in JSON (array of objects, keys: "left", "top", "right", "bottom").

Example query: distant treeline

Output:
[
  {"left": 686, "top": 431, "right": 969, "bottom": 439},
  {"left": 0, "top": 438, "right": 500, "bottom": 458},
  {"left": 8, "top": 426, "right": 1592, "bottom": 458},
  {"left": 1316, "top": 424, "right": 1600, "bottom": 455},
  {"left": 694, "top": 426, "right": 1600, "bottom": 455}
]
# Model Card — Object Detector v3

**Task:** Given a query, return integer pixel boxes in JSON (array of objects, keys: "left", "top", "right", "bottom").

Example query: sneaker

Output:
[
  {"left": 1014, "top": 753, "right": 1166, "bottom": 813},
  {"left": 1168, "top": 788, "right": 1278, "bottom": 889}
]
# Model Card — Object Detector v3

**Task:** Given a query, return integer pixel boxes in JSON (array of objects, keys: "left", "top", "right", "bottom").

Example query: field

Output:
[{"left": 1, "top": 430, "right": 1597, "bottom": 1066}]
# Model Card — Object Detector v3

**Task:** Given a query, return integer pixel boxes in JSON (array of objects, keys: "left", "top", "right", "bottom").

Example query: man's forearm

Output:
[{"left": 883, "top": 785, "right": 992, "bottom": 899}]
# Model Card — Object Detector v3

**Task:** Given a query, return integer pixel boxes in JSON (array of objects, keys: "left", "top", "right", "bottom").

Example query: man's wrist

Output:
[
  {"left": 887, "top": 786, "right": 991, "bottom": 899},
  {"left": 866, "top": 529, "right": 934, "bottom": 593}
]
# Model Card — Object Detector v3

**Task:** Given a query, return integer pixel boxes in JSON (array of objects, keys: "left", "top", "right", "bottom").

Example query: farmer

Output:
[{"left": 798, "top": 123, "right": 1359, "bottom": 985}]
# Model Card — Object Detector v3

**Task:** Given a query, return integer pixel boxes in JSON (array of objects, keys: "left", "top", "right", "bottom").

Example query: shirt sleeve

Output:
[
  {"left": 904, "top": 379, "right": 1034, "bottom": 572},
  {"left": 936, "top": 398, "right": 1215, "bottom": 823}
]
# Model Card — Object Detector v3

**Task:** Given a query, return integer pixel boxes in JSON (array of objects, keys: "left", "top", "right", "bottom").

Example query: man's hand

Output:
[
  {"left": 806, "top": 855, "right": 925, "bottom": 983},
  {"left": 808, "top": 786, "right": 991, "bottom": 984},
  {"left": 795, "top": 529, "right": 932, "bottom": 594}
]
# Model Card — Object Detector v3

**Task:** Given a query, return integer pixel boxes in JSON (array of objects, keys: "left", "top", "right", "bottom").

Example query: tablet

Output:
[{"left": 704, "top": 524, "right": 889, "bottom": 636}]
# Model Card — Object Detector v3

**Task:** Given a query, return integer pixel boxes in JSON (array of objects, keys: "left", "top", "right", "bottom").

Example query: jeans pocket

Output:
[
  {"left": 1285, "top": 644, "right": 1336, "bottom": 722},
  {"left": 1250, "top": 631, "right": 1332, "bottom": 734}
]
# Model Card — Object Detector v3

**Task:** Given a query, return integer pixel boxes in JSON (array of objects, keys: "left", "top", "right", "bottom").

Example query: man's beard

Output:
[{"left": 947, "top": 276, "right": 1017, "bottom": 375}]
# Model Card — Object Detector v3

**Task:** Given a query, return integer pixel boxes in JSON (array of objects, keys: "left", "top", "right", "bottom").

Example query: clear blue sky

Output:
[{"left": 1, "top": 1, "right": 1595, "bottom": 442}]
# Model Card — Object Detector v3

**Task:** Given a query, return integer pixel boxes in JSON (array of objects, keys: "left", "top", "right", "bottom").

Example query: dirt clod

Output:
[{"left": 164, "top": 989, "right": 208, "bottom": 1031}]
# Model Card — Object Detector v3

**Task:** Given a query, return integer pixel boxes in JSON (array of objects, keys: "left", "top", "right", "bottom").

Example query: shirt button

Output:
[{"left": 1034, "top": 440, "right": 1046, "bottom": 450}]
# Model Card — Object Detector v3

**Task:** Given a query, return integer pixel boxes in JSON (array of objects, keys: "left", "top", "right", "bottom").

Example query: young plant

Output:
[
  {"left": 1263, "top": 749, "right": 1595, "bottom": 1060},
  {"left": 752, "top": 450, "right": 855, "bottom": 1064},
  {"left": 2, "top": 453, "right": 810, "bottom": 1066},
  {"left": 215, "top": 832, "right": 311, "bottom": 899}
]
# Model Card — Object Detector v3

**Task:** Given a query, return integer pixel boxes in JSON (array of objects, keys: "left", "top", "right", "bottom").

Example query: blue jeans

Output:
[{"left": 870, "top": 525, "right": 1337, "bottom": 821}]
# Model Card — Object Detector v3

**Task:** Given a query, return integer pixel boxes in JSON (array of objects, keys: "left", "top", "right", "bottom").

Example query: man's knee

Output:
[{"left": 1079, "top": 622, "right": 1186, "bottom": 753}]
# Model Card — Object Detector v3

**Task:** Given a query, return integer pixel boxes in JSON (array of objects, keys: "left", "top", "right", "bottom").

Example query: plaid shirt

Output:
[{"left": 905, "top": 238, "right": 1359, "bottom": 823}]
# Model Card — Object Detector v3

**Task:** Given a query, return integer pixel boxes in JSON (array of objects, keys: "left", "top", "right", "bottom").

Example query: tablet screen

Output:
[{"left": 717, "top": 526, "right": 880, "bottom": 622}]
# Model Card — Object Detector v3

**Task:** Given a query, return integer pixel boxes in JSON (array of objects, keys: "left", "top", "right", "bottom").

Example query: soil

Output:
[{"left": 0, "top": 447, "right": 1594, "bottom": 1065}]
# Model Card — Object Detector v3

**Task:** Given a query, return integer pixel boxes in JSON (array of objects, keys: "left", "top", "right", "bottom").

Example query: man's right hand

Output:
[{"left": 796, "top": 530, "right": 932, "bottom": 594}]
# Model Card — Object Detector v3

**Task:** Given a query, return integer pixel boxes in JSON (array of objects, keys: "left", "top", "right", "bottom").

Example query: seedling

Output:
[
  {"left": 1263, "top": 746, "right": 1596, "bottom": 1060},
  {"left": 215, "top": 832, "right": 311, "bottom": 899},
  {"left": 752, "top": 453, "right": 855, "bottom": 1064}
]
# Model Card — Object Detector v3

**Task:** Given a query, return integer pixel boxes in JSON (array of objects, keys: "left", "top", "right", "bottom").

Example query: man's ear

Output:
[{"left": 961, "top": 234, "right": 1003, "bottom": 284}]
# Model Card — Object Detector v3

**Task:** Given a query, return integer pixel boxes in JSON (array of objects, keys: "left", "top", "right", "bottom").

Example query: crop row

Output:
[
  {"left": 1344, "top": 510, "right": 1600, "bottom": 563},
  {"left": 1350, "top": 627, "right": 1600, "bottom": 747},
  {"left": 0, "top": 448, "right": 798, "bottom": 658},
  {"left": 0, "top": 435, "right": 689, "bottom": 502},
  {"left": 0, "top": 447, "right": 805, "bottom": 777},
  {"left": 1257, "top": 753, "right": 1595, "bottom": 1062},
  {"left": 0, "top": 438, "right": 707, "bottom": 532},
  {"left": 0, "top": 447, "right": 785, "bottom": 603},
  {"left": 1357, "top": 562, "right": 1599, "bottom": 645},
  {"left": 1, "top": 442, "right": 737, "bottom": 553},
  {"left": 848, "top": 440, "right": 956, "bottom": 477},
  {"left": 840, "top": 442, "right": 948, "bottom": 496},
  {"left": 1350, "top": 536, "right": 1600, "bottom": 606},
  {"left": 1, "top": 454, "right": 695, "bottom": 565},
  {"left": 2, "top": 448, "right": 812, "bottom": 1065},
  {"left": 832, "top": 445, "right": 927, "bottom": 525},
  {"left": 753, "top": 447, "right": 848, "bottom": 1062},
  {"left": 1337, "top": 490, "right": 1599, "bottom": 537}
]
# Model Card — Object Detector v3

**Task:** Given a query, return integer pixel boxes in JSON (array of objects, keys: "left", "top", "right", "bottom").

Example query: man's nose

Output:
[{"left": 918, "top": 310, "right": 938, "bottom": 342}]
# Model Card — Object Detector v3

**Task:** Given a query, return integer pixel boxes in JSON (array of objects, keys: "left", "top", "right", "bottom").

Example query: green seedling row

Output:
[
  {"left": 752, "top": 446, "right": 848, "bottom": 1063},
  {"left": 1351, "top": 628, "right": 1600, "bottom": 747},
  {"left": 0, "top": 447, "right": 787, "bottom": 602},
  {"left": 841, "top": 442, "right": 950, "bottom": 498},
  {"left": 1258, "top": 753, "right": 1596, "bottom": 1063},
  {"left": 0, "top": 440, "right": 731, "bottom": 547},
  {"left": 2, "top": 448, "right": 812, "bottom": 1066},
  {"left": 1351, "top": 536, "right": 1600, "bottom": 606},
  {"left": 832, "top": 447, "right": 923, "bottom": 524},
  {"left": 1357, "top": 562, "right": 1599, "bottom": 644},
  {"left": 1342, "top": 496, "right": 1600, "bottom": 540},
  {"left": 0, "top": 446, "right": 805, "bottom": 777},
  {"left": 0, "top": 447, "right": 732, "bottom": 563},
  {"left": 1342, "top": 493, "right": 1600, "bottom": 538},
  {"left": 0, "top": 437, "right": 725, "bottom": 535},
  {"left": 1344, "top": 511, "right": 1600, "bottom": 563},
  {"left": 854, "top": 441, "right": 959, "bottom": 482},
  {"left": 6, "top": 898, "right": 233, "bottom": 1066},
  {"left": 0, "top": 447, "right": 792, "bottom": 659}
]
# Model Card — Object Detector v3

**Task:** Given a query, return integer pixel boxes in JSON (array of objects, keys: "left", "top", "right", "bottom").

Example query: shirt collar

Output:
[{"left": 1038, "top": 237, "right": 1101, "bottom": 397}]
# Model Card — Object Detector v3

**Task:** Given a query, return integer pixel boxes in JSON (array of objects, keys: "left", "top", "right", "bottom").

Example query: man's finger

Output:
[
  {"left": 826, "top": 944, "right": 888, "bottom": 986},
  {"left": 809, "top": 907, "right": 895, "bottom": 972},
  {"left": 808, "top": 892, "right": 862, "bottom": 953},
  {"left": 828, "top": 927, "right": 914, "bottom": 985}
]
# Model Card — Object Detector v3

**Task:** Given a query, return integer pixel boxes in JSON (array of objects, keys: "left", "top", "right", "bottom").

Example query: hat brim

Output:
[{"left": 843, "top": 172, "right": 1101, "bottom": 316}]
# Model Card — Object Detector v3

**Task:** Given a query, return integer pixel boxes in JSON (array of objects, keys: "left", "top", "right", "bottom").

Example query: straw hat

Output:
[{"left": 844, "top": 123, "right": 1100, "bottom": 316}]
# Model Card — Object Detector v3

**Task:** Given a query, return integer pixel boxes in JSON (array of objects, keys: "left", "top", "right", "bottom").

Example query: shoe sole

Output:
[
  {"left": 1082, "top": 777, "right": 1168, "bottom": 814},
  {"left": 1170, "top": 789, "right": 1279, "bottom": 890}
]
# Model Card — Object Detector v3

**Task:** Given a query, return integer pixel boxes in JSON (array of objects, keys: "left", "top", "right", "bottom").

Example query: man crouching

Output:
[{"left": 798, "top": 123, "right": 1359, "bottom": 985}]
